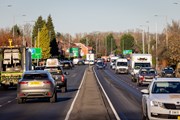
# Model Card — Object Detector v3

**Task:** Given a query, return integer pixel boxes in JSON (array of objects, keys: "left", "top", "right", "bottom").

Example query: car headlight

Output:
[{"left": 150, "top": 101, "right": 163, "bottom": 107}]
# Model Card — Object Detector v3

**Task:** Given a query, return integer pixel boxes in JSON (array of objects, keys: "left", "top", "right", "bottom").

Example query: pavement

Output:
[{"left": 68, "top": 66, "right": 116, "bottom": 120}]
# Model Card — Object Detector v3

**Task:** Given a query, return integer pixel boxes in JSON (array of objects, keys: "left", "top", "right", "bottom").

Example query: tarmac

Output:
[{"left": 68, "top": 66, "right": 116, "bottom": 120}]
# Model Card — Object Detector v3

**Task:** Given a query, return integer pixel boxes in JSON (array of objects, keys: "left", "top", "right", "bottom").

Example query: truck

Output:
[
  {"left": 86, "top": 53, "right": 95, "bottom": 65},
  {"left": 0, "top": 40, "right": 32, "bottom": 89},
  {"left": 115, "top": 58, "right": 129, "bottom": 74},
  {"left": 130, "top": 54, "right": 152, "bottom": 82}
]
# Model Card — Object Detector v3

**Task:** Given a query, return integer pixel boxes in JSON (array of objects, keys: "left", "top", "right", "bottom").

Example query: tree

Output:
[
  {"left": 36, "top": 24, "right": 51, "bottom": 59},
  {"left": 46, "top": 15, "right": 55, "bottom": 41},
  {"left": 11, "top": 24, "right": 21, "bottom": 37},
  {"left": 120, "top": 34, "right": 135, "bottom": 52},
  {"left": 165, "top": 20, "right": 180, "bottom": 65},
  {"left": 106, "top": 33, "right": 117, "bottom": 55},
  {"left": 50, "top": 38, "right": 59, "bottom": 57},
  {"left": 46, "top": 15, "right": 58, "bottom": 56},
  {"left": 32, "top": 16, "right": 46, "bottom": 47}
]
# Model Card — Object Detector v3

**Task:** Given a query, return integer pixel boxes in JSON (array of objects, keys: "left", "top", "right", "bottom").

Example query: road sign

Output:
[
  {"left": 123, "top": 50, "right": 132, "bottom": 55},
  {"left": 30, "top": 48, "right": 42, "bottom": 59}
]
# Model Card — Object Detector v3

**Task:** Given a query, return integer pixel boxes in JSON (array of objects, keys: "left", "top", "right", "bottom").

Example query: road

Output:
[
  {"left": 94, "top": 64, "right": 147, "bottom": 120},
  {"left": 0, "top": 63, "right": 147, "bottom": 120},
  {"left": 0, "top": 65, "right": 86, "bottom": 120}
]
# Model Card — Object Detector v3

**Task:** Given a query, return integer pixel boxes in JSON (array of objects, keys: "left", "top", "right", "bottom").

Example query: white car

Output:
[{"left": 141, "top": 78, "right": 180, "bottom": 120}]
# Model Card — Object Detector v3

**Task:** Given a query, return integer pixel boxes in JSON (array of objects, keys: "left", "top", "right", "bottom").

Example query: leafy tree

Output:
[
  {"left": 50, "top": 38, "right": 59, "bottom": 57},
  {"left": 80, "top": 37, "right": 95, "bottom": 48},
  {"left": 46, "top": 15, "right": 58, "bottom": 56},
  {"left": 120, "top": 33, "right": 135, "bottom": 52},
  {"left": 11, "top": 24, "right": 21, "bottom": 37},
  {"left": 106, "top": 33, "right": 117, "bottom": 55},
  {"left": 46, "top": 15, "right": 55, "bottom": 41},
  {"left": 32, "top": 16, "right": 46, "bottom": 47},
  {"left": 165, "top": 20, "right": 180, "bottom": 65},
  {"left": 36, "top": 24, "right": 51, "bottom": 59}
]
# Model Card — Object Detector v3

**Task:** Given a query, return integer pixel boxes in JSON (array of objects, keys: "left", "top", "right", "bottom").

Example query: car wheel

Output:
[
  {"left": 61, "top": 87, "right": 66, "bottom": 93},
  {"left": 17, "top": 98, "right": 23, "bottom": 104},
  {"left": 137, "top": 80, "right": 141, "bottom": 86},
  {"left": 50, "top": 92, "right": 56, "bottom": 103}
]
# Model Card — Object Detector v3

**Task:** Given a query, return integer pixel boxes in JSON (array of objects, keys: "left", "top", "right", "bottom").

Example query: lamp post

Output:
[
  {"left": 155, "top": 21, "right": 158, "bottom": 70},
  {"left": 140, "top": 25, "right": 145, "bottom": 54}
]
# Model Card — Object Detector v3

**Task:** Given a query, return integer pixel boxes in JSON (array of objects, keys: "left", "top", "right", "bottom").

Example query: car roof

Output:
[{"left": 153, "top": 77, "right": 180, "bottom": 82}]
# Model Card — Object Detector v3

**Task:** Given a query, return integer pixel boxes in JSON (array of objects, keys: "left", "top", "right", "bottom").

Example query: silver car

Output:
[{"left": 17, "top": 70, "right": 57, "bottom": 104}]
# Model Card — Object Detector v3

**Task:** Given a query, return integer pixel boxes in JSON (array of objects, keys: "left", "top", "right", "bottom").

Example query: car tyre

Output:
[
  {"left": 17, "top": 98, "right": 23, "bottom": 104},
  {"left": 50, "top": 92, "right": 57, "bottom": 103}
]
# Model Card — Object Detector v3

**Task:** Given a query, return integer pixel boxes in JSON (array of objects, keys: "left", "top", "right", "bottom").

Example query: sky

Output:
[{"left": 0, "top": 0, "right": 180, "bottom": 36}]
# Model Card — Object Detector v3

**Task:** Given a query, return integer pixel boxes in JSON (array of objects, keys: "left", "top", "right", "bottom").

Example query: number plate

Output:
[
  {"left": 169, "top": 110, "right": 180, "bottom": 115},
  {"left": 28, "top": 81, "right": 43, "bottom": 86},
  {"left": 178, "top": 116, "right": 180, "bottom": 120}
]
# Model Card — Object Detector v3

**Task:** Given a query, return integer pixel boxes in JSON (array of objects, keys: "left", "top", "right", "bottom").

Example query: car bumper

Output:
[
  {"left": 149, "top": 107, "right": 180, "bottom": 120},
  {"left": 17, "top": 89, "right": 54, "bottom": 98}
]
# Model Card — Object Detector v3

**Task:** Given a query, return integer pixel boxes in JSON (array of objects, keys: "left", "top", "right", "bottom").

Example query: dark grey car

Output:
[
  {"left": 136, "top": 67, "right": 158, "bottom": 86},
  {"left": 17, "top": 70, "right": 57, "bottom": 104}
]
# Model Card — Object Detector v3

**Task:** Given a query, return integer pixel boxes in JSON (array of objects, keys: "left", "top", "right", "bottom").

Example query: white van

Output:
[{"left": 115, "top": 58, "right": 128, "bottom": 74}]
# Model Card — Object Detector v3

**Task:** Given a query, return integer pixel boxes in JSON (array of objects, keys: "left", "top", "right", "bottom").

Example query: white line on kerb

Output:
[
  {"left": 93, "top": 68, "right": 121, "bottom": 120},
  {"left": 64, "top": 69, "right": 87, "bottom": 120}
]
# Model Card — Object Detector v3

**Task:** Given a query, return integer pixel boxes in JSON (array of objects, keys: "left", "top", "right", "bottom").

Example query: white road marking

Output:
[
  {"left": 64, "top": 69, "right": 86, "bottom": 120},
  {"left": 93, "top": 68, "right": 121, "bottom": 120}
]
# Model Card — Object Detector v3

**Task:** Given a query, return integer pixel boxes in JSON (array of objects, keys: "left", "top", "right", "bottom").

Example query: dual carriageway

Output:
[{"left": 0, "top": 63, "right": 149, "bottom": 120}]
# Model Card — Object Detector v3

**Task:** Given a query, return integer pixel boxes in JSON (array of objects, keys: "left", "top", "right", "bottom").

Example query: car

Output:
[
  {"left": 141, "top": 78, "right": 180, "bottom": 120},
  {"left": 77, "top": 60, "right": 85, "bottom": 65},
  {"left": 44, "top": 66, "right": 68, "bottom": 92},
  {"left": 17, "top": 70, "right": 57, "bottom": 104},
  {"left": 96, "top": 61, "right": 106, "bottom": 69},
  {"left": 61, "top": 60, "right": 73, "bottom": 69},
  {"left": 135, "top": 67, "right": 158, "bottom": 86},
  {"left": 161, "top": 67, "right": 175, "bottom": 77}
]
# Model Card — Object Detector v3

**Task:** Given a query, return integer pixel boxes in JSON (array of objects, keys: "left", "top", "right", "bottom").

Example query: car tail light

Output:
[
  {"left": 47, "top": 92, "right": 51, "bottom": 96},
  {"left": 61, "top": 75, "right": 65, "bottom": 82},
  {"left": 19, "top": 81, "right": 28, "bottom": 84},
  {"left": 43, "top": 81, "right": 51, "bottom": 84},
  {"left": 19, "top": 93, "right": 25, "bottom": 96},
  {"left": 139, "top": 76, "right": 144, "bottom": 81}
]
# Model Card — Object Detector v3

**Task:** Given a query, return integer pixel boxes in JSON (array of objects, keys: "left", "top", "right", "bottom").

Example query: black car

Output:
[
  {"left": 161, "top": 67, "right": 175, "bottom": 77},
  {"left": 61, "top": 61, "right": 73, "bottom": 69},
  {"left": 96, "top": 61, "right": 106, "bottom": 69},
  {"left": 77, "top": 60, "right": 85, "bottom": 65},
  {"left": 44, "top": 66, "right": 68, "bottom": 92}
]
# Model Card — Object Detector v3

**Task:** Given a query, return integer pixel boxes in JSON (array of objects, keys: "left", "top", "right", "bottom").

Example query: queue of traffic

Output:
[{"left": 108, "top": 54, "right": 180, "bottom": 120}]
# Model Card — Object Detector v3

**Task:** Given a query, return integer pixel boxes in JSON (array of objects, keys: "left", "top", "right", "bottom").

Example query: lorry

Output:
[
  {"left": 115, "top": 58, "right": 129, "bottom": 74},
  {"left": 130, "top": 54, "right": 152, "bottom": 82},
  {"left": 86, "top": 53, "right": 95, "bottom": 65},
  {"left": 0, "top": 40, "right": 32, "bottom": 89}
]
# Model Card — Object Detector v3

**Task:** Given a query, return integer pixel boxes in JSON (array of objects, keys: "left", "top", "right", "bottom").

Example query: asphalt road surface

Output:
[
  {"left": 0, "top": 65, "right": 86, "bottom": 120},
  {"left": 94, "top": 64, "right": 146, "bottom": 120}
]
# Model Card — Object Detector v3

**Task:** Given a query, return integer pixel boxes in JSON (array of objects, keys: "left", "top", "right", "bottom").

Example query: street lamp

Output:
[{"left": 139, "top": 25, "right": 145, "bottom": 54}]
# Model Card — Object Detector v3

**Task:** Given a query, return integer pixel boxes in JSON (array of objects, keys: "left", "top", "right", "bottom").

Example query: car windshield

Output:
[
  {"left": 151, "top": 82, "right": 180, "bottom": 94},
  {"left": 23, "top": 73, "right": 48, "bottom": 80},
  {"left": 134, "top": 63, "right": 151, "bottom": 70},
  {"left": 44, "top": 67, "right": 62, "bottom": 75},
  {"left": 117, "top": 62, "right": 127, "bottom": 66},
  {"left": 97, "top": 62, "right": 104, "bottom": 66},
  {"left": 164, "top": 68, "right": 174, "bottom": 72},
  {"left": 140, "top": 68, "right": 156, "bottom": 74}
]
